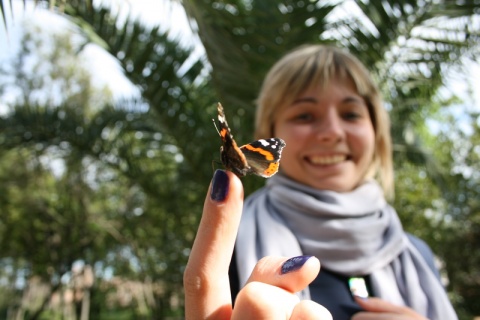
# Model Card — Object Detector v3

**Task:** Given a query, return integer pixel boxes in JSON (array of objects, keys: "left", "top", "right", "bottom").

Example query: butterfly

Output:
[{"left": 215, "top": 102, "right": 286, "bottom": 178}]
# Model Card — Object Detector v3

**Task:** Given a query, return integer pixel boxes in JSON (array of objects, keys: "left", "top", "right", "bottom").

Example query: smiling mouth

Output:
[{"left": 308, "top": 155, "right": 347, "bottom": 165}]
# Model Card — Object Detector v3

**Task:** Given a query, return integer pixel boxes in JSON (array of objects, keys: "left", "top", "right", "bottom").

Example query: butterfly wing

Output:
[
  {"left": 217, "top": 103, "right": 251, "bottom": 176},
  {"left": 240, "top": 138, "right": 286, "bottom": 178}
]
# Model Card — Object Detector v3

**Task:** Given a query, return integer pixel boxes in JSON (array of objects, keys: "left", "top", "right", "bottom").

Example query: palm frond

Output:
[{"left": 182, "top": 0, "right": 337, "bottom": 142}]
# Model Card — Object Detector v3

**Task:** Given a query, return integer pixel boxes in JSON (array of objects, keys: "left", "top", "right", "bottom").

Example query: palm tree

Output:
[{"left": 2, "top": 0, "right": 477, "bottom": 177}]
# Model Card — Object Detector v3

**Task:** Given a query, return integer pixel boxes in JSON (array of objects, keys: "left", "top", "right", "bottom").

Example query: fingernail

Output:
[
  {"left": 211, "top": 170, "right": 229, "bottom": 202},
  {"left": 281, "top": 255, "right": 313, "bottom": 274}
]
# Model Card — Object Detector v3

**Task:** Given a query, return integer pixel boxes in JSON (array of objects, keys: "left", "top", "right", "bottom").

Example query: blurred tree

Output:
[
  {"left": 1, "top": 1, "right": 217, "bottom": 318},
  {"left": 433, "top": 111, "right": 480, "bottom": 319},
  {"left": 0, "top": 20, "right": 134, "bottom": 319}
]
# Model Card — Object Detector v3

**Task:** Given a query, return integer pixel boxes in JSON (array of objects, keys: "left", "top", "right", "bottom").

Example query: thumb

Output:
[{"left": 247, "top": 255, "right": 320, "bottom": 293}]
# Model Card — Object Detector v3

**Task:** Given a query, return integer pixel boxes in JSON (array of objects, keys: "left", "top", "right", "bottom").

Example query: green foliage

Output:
[
  {"left": 0, "top": 11, "right": 201, "bottom": 317},
  {"left": 434, "top": 113, "right": 480, "bottom": 318}
]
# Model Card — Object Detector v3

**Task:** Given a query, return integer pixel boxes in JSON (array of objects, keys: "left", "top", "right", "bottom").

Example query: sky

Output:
[
  {"left": 0, "top": 0, "right": 204, "bottom": 103},
  {"left": 90, "top": 0, "right": 205, "bottom": 100}
]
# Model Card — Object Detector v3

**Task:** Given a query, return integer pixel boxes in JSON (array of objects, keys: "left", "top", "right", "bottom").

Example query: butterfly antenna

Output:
[
  {"left": 212, "top": 118, "right": 221, "bottom": 136},
  {"left": 212, "top": 159, "right": 222, "bottom": 173}
]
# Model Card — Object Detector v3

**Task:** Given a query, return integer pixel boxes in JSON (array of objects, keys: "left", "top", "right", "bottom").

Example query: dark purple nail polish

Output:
[
  {"left": 281, "top": 255, "right": 313, "bottom": 274},
  {"left": 211, "top": 170, "right": 229, "bottom": 202}
]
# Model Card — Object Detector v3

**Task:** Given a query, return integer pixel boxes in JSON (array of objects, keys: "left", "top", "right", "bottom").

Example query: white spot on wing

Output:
[{"left": 258, "top": 139, "right": 270, "bottom": 146}]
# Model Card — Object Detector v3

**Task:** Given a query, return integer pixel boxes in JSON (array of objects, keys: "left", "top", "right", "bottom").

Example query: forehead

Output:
[
  {"left": 298, "top": 75, "right": 359, "bottom": 97},
  {"left": 279, "top": 72, "right": 359, "bottom": 111}
]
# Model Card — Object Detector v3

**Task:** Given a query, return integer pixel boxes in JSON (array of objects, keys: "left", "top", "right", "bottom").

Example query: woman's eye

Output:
[
  {"left": 343, "top": 111, "right": 361, "bottom": 120},
  {"left": 292, "top": 113, "right": 314, "bottom": 122}
]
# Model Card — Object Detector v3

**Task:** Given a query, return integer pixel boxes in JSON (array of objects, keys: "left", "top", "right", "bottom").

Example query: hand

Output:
[
  {"left": 352, "top": 297, "right": 428, "bottom": 320},
  {"left": 183, "top": 170, "right": 332, "bottom": 320},
  {"left": 234, "top": 255, "right": 331, "bottom": 320}
]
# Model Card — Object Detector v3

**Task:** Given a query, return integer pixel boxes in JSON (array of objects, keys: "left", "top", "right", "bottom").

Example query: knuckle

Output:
[
  {"left": 183, "top": 265, "right": 207, "bottom": 297},
  {"left": 254, "top": 256, "right": 273, "bottom": 273}
]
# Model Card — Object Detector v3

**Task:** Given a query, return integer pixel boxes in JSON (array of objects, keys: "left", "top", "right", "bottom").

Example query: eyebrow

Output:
[
  {"left": 292, "top": 95, "right": 365, "bottom": 105},
  {"left": 292, "top": 97, "right": 317, "bottom": 104},
  {"left": 343, "top": 96, "right": 366, "bottom": 104}
]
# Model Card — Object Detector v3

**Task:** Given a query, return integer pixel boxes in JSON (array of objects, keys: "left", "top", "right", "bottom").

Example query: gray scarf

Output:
[{"left": 235, "top": 173, "right": 457, "bottom": 320}]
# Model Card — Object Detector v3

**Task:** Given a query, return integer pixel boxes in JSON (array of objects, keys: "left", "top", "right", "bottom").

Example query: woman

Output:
[{"left": 184, "top": 45, "right": 457, "bottom": 319}]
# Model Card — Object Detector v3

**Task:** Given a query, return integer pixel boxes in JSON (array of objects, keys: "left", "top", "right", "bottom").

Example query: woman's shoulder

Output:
[{"left": 405, "top": 233, "right": 441, "bottom": 280}]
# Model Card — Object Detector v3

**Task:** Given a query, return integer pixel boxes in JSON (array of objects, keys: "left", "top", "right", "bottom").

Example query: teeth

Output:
[{"left": 309, "top": 155, "right": 346, "bottom": 165}]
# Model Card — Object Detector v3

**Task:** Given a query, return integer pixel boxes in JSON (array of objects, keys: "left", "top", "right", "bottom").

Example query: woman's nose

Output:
[{"left": 314, "top": 110, "right": 344, "bottom": 142}]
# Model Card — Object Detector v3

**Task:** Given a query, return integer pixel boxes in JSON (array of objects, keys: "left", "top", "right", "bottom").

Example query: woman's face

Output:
[{"left": 273, "top": 77, "right": 375, "bottom": 192}]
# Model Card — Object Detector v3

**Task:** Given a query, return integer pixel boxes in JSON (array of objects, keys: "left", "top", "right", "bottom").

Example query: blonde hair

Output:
[{"left": 255, "top": 45, "right": 394, "bottom": 198}]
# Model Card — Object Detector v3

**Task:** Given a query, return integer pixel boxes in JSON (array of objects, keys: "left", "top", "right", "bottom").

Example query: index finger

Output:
[{"left": 183, "top": 170, "right": 244, "bottom": 320}]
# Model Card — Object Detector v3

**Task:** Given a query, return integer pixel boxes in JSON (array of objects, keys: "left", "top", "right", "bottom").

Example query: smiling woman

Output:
[{"left": 224, "top": 45, "right": 458, "bottom": 320}]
